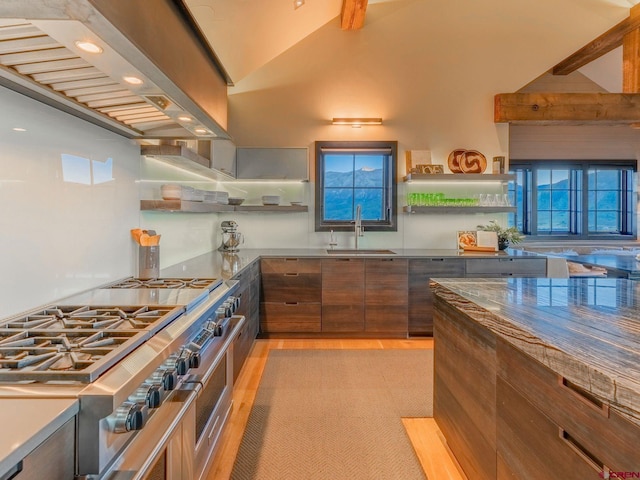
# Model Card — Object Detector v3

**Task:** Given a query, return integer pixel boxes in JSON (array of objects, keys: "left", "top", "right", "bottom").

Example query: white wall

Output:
[{"left": 0, "top": 87, "right": 141, "bottom": 317}]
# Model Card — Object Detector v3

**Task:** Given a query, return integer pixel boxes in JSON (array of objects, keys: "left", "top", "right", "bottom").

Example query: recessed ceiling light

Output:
[
  {"left": 178, "top": 116, "right": 192, "bottom": 122},
  {"left": 12, "top": 127, "right": 26, "bottom": 132},
  {"left": 123, "top": 76, "right": 143, "bottom": 85},
  {"left": 75, "top": 41, "right": 103, "bottom": 54},
  {"left": 194, "top": 128, "right": 209, "bottom": 134},
  {"left": 294, "top": 0, "right": 305, "bottom": 9}
]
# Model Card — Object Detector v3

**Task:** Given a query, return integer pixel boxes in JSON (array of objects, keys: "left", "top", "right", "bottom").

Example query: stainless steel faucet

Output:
[{"left": 354, "top": 204, "right": 364, "bottom": 249}]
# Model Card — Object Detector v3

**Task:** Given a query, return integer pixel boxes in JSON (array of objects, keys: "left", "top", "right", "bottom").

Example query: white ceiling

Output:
[{"left": 186, "top": 0, "right": 640, "bottom": 90}]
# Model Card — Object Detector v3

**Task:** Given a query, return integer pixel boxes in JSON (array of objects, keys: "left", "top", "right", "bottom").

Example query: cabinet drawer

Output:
[
  {"left": 497, "top": 377, "right": 601, "bottom": 480},
  {"left": 322, "top": 304, "right": 365, "bottom": 332},
  {"left": 322, "top": 258, "right": 365, "bottom": 305},
  {"left": 261, "top": 258, "right": 321, "bottom": 274},
  {"left": 410, "top": 258, "right": 466, "bottom": 276},
  {"left": 261, "top": 273, "right": 321, "bottom": 303},
  {"left": 365, "top": 258, "right": 408, "bottom": 305},
  {"left": 497, "top": 339, "right": 640, "bottom": 472},
  {"left": 466, "top": 258, "right": 546, "bottom": 276},
  {"left": 260, "top": 302, "right": 321, "bottom": 332}
]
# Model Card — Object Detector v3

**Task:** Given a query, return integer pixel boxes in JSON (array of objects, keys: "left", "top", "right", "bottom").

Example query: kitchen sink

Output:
[{"left": 326, "top": 249, "right": 396, "bottom": 255}]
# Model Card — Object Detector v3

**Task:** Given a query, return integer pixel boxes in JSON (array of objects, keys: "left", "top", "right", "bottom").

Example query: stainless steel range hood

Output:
[{"left": 0, "top": 0, "right": 232, "bottom": 139}]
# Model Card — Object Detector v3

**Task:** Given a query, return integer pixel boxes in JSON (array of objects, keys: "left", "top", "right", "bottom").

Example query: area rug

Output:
[{"left": 231, "top": 349, "right": 433, "bottom": 480}]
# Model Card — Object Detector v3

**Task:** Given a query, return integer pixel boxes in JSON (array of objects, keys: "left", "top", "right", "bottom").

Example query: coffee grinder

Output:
[{"left": 218, "top": 220, "right": 244, "bottom": 252}]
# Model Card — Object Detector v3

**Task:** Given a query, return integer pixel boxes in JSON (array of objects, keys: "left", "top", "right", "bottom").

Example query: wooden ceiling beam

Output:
[
  {"left": 623, "top": 5, "right": 640, "bottom": 93},
  {"left": 553, "top": 3, "right": 640, "bottom": 76},
  {"left": 341, "top": 0, "right": 368, "bottom": 30},
  {"left": 494, "top": 92, "right": 640, "bottom": 124}
]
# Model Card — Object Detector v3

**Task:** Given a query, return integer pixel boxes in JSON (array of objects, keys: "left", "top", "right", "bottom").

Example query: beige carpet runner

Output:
[{"left": 231, "top": 349, "right": 433, "bottom": 480}]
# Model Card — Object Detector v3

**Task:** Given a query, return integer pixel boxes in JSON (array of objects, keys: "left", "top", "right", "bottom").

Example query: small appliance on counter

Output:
[{"left": 219, "top": 220, "right": 244, "bottom": 252}]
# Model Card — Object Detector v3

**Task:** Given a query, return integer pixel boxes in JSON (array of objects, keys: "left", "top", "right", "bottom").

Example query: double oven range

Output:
[{"left": 0, "top": 276, "right": 245, "bottom": 480}]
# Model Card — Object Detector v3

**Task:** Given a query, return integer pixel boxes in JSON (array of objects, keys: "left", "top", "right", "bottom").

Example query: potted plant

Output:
[{"left": 477, "top": 220, "right": 524, "bottom": 250}]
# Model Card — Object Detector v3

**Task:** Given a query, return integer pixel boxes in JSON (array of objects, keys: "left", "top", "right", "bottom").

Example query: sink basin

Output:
[{"left": 326, "top": 249, "right": 396, "bottom": 255}]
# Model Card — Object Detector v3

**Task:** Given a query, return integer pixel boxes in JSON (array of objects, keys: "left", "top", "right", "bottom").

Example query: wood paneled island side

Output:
[{"left": 431, "top": 277, "right": 640, "bottom": 480}]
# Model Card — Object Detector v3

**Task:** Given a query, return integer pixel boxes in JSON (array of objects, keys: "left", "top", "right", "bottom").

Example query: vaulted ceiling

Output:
[{"left": 185, "top": 0, "right": 639, "bottom": 90}]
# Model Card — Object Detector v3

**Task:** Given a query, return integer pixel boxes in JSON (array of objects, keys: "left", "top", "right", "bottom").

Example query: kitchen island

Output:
[{"left": 430, "top": 277, "right": 640, "bottom": 479}]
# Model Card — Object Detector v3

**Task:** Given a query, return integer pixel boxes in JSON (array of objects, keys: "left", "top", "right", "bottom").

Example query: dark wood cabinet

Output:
[
  {"left": 433, "top": 295, "right": 497, "bottom": 480},
  {"left": 465, "top": 257, "right": 546, "bottom": 277},
  {"left": 321, "top": 258, "right": 365, "bottom": 332},
  {"left": 408, "top": 258, "right": 465, "bottom": 336},
  {"left": 434, "top": 294, "right": 640, "bottom": 480},
  {"left": 497, "top": 339, "right": 640, "bottom": 478},
  {"left": 232, "top": 259, "right": 260, "bottom": 381},
  {"left": 258, "top": 254, "right": 546, "bottom": 337},
  {"left": 260, "top": 258, "right": 321, "bottom": 333},
  {"left": 365, "top": 258, "right": 408, "bottom": 333}
]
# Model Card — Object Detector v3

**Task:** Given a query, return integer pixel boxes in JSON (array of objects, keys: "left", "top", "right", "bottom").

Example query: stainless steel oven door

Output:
[
  {"left": 191, "top": 340, "right": 235, "bottom": 480},
  {"left": 101, "top": 388, "right": 197, "bottom": 480}
]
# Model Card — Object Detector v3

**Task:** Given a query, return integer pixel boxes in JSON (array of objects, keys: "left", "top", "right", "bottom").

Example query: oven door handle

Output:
[{"left": 100, "top": 389, "right": 198, "bottom": 480}]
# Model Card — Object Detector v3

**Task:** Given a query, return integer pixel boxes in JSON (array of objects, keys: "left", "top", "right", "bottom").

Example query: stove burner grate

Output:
[
  {"left": 0, "top": 329, "right": 143, "bottom": 381},
  {"left": 106, "top": 277, "right": 221, "bottom": 290},
  {"left": 0, "top": 305, "right": 183, "bottom": 332}
]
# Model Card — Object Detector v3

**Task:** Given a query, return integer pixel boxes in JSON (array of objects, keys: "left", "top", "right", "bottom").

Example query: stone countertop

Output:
[
  {"left": 0, "top": 398, "right": 78, "bottom": 478},
  {"left": 554, "top": 253, "right": 640, "bottom": 278},
  {"left": 430, "top": 277, "right": 640, "bottom": 426},
  {"left": 159, "top": 248, "right": 543, "bottom": 280}
]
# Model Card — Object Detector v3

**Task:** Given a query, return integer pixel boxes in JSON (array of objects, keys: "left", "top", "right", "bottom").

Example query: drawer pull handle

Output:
[
  {"left": 284, "top": 273, "right": 299, "bottom": 277},
  {"left": 284, "top": 302, "right": 299, "bottom": 306},
  {"left": 431, "top": 258, "right": 445, "bottom": 262},
  {"left": 559, "top": 428, "right": 607, "bottom": 473},
  {"left": 558, "top": 377, "right": 610, "bottom": 417},
  {"left": 284, "top": 258, "right": 299, "bottom": 262}
]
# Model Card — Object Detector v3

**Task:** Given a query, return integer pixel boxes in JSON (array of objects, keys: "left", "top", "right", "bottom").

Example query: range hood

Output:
[{"left": 0, "top": 0, "right": 232, "bottom": 139}]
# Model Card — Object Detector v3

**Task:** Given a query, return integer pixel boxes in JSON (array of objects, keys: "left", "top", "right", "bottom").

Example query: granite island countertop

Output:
[
  {"left": 430, "top": 277, "right": 640, "bottom": 426},
  {"left": 554, "top": 252, "right": 640, "bottom": 279}
]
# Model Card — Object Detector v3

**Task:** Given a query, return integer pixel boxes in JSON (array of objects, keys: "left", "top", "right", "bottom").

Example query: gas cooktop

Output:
[
  {"left": 0, "top": 304, "right": 184, "bottom": 382},
  {"left": 105, "top": 277, "right": 222, "bottom": 291}
]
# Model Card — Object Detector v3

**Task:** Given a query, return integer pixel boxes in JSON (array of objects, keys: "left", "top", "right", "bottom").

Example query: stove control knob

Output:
[
  {"left": 189, "top": 351, "right": 201, "bottom": 369},
  {"left": 229, "top": 296, "right": 240, "bottom": 310},
  {"left": 131, "top": 383, "right": 162, "bottom": 409},
  {"left": 163, "top": 369, "right": 178, "bottom": 390},
  {"left": 216, "top": 306, "right": 230, "bottom": 320},
  {"left": 150, "top": 368, "right": 177, "bottom": 391},
  {"left": 223, "top": 298, "right": 238, "bottom": 314},
  {"left": 174, "top": 357, "right": 188, "bottom": 376},
  {"left": 214, "top": 322, "right": 223, "bottom": 336},
  {"left": 111, "top": 402, "right": 147, "bottom": 433}
]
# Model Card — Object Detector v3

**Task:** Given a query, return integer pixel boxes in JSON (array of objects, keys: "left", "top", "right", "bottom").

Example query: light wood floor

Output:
[{"left": 204, "top": 338, "right": 467, "bottom": 480}]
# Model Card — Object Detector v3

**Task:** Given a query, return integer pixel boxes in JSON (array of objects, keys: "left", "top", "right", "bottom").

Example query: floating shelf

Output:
[
  {"left": 403, "top": 173, "right": 515, "bottom": 182},
  {"left": 404, "top": 205, "right": 516, "bottom": 214},
  {"left": 141, "top": 200, "right": 234, "bottom": 212},
  {"left": 235, "top": 205, "right": 308, "bottom": 212},
  {"left": 141, "top": 200, "right": 308, "bottom": 213}
]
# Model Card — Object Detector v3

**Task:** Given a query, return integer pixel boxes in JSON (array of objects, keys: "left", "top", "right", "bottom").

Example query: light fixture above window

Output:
[{"left": 332, "top": 117, "right": 383, "bottom": 128}]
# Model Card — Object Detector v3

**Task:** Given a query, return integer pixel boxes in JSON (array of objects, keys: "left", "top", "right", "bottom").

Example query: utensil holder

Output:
[{"left": 138, "top": 246, "right": 160, "bottom": 279}]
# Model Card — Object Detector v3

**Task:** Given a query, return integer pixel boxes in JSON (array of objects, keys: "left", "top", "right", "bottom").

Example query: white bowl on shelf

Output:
[{"left": 262, "top": 195, "right": 281, "bottom": 205}]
